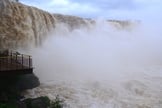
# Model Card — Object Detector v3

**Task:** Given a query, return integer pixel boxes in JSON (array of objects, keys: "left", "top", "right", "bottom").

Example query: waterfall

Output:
[
  {"left": 0, "top": 0, "right": 56, "bottom": 49},
  {"left": 0, "top": 0, "right": 134, "bottom": 49},
  {"left": 2, "top": 1, "right": 161, "bottom": 108}
]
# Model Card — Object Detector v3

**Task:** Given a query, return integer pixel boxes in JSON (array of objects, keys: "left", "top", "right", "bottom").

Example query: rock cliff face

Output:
[
  {"left": 9, "top": 0, "right": 18, "bottom": 2},
  {"left": 0, "top": 0, "right": 90, "bottom": 49},
  {"left": 54, "top": 14, "right": 89, "bottom": 30},
  {"left": 107, "top": 20, "right": 135, "bottom": 30},
  {"left": 0, "top": 0, "right": 56, "bottom": 49},
  {"left": 0, "top": 0, "right": 135, "bottom": 49}
]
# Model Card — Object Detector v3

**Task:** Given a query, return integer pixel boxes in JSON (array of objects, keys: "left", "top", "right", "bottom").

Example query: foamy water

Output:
[{"left": 23, "top": 21, "right": 162, "bottom": 108}]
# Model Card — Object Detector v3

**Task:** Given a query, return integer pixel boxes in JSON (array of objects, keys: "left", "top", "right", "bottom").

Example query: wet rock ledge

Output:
[
  {"left": 0, "top": 74, "right": 64, "bottom": 108},
  {"left": 0, "top": 74, "right": 41, "bottom": 108}
]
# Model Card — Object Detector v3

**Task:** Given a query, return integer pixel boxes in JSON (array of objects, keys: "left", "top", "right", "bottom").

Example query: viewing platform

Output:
[{"left": 0, "top": 50, "right": 33, "bottom": 75}]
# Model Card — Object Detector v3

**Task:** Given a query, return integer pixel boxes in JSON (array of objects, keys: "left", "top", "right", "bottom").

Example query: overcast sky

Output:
[{"left": 20, "top": 0, "right": 162, "bottom": 21}]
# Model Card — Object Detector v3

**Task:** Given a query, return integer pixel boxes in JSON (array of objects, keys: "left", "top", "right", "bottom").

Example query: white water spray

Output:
[{"left": 25, "top": 20, "right": 162, "bottom": 108}]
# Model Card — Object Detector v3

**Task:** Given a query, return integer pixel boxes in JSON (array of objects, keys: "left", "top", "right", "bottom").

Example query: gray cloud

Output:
[{"left": 69, "top": 0, "right": 139, "bottom": 10}]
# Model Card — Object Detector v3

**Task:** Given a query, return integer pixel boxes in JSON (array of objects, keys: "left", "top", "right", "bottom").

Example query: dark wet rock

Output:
[
  {"left": 0, "top": 96, "right": 51, "bottom": 108},
  {"left": 16, "top": 101, "right": 27, "bottom": 108},
  {"left": 0, "top": 73, "right": 40, "bottom": 105},
  {"left": 15, "top": 74, "right": 40, "bottom": 91},
  {"left": 0, "top": 73, "right": 40, "bottom": 92},
  {"left": 23, "top": 96, "right": 50, "bottom": 108},
  {"left": 0, "top": 92, "right": 8, "bottom": 102}
]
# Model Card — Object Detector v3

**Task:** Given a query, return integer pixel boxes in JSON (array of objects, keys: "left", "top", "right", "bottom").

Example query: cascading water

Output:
[{"left": 22, "top": 20, "right": 162, "bottom": 108}]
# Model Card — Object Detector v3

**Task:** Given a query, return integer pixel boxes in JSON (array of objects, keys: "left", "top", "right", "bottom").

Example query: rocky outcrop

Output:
[
  {"left": 0, "top": 74, "right": 40, "bottom": 92},
  {"left": 107, "top": 20, "right": 139, "bottom": 30},
  {"left": 15, "top": 74, "right": 40, "bottom": 91},
  {"left": 0, "top": 74, "right": 40, "bottom": 107},
  {"left": 54, "top": 14, "right": 89, "bottom": 30},
  {"left": 22, "top": 96, "right": 50, "bottom": 108}
]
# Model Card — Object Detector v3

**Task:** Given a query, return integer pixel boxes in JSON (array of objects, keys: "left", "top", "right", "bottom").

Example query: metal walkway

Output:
[{"left": 0, "top": 51, "right": 33, "bottom": 75}]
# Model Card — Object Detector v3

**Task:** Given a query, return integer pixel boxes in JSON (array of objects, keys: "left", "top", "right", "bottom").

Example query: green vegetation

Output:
[
  {"left": 0, "top": 103, "right": 17, "bottom": 108},
  {"left": 50, "top": 95, "right": 64, "bottom": 108}
]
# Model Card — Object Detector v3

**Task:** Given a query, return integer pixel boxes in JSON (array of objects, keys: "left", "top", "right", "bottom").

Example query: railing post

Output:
[
  {"left": 29, "top": 56, "right": 31, "bottom": 68},
  {"left": 16, "top": 53, "right": 18, "bottom": 69},
  {"left": 6, "top": 56, "right": 8, "bottom": 70},
  {"left": 16, "top": 54, "right": 17, "bottom": 61},
  {"left": 0, "top": 57, "right": 1, "bottom": 71},
  {"left": 22, "top": 54, "right": 23, "bottom": 68},
  {"left": 10, "top": 51, "right": 12, "bottom": 64}
]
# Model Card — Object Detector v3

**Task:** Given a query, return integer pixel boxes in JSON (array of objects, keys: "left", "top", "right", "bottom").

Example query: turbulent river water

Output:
[{"left": 23, "top": 21, "right": 162, "bottom": 108}]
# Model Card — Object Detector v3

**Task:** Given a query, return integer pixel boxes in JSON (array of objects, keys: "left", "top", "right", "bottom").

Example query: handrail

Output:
[{"left": 0, "top": 52, "right": 32, "bottom": 71}]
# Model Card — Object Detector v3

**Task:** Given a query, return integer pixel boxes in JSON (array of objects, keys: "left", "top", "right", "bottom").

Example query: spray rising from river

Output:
[{"left": 24, "top": 20, "right": 162, "bottom": 108}]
